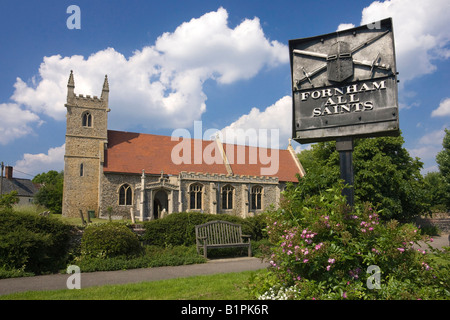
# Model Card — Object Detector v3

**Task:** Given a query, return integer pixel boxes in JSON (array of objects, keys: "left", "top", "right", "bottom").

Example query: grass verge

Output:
[{"left": 0, "top": 270, "right": 267, "bottom": 300}]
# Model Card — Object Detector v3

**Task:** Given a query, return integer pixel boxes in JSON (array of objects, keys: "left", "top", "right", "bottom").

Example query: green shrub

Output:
[
  {"left": 0, "top": 266, "right": 34, "bottom": 279},
  {"left": 0, "top": 209, "right": 73, "bottom": 274},
  {"left": 250, "top": 183, "right": 449, "bottom": 300},
  {"left": 80, "top": 223, "right": 142, "bottom": 259},
  {"left": 75, "top": 245, "right": 206, "bottom": 272},
  {"left": 142, "top": 212, "right": 268, "bottom": 247}
]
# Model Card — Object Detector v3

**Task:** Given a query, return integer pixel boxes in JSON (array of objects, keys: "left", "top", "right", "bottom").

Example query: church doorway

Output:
[{"left": 153, "top": 190, "right": 168, "bottom": 219}]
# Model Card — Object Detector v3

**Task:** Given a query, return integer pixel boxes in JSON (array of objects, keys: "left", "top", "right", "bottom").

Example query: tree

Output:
[
  {"left": 436, "top": 128, "right": 450, "bottom": 210},
  {"left": 423, "top": 171, "right": 447, "bottom": 212},
  {"left": 297, "top": 133, "right": 429, "bottom": 221},
  {"left": 0, "top": 191, "right": 19, "bottom": 209},
  {"left": 32, "top": 170, "right": 64, "bottom": 214}
]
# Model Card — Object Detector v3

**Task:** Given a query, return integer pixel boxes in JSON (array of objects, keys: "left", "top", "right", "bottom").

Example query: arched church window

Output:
[
  {"left": 189, "top": 183, "right": 203, "bottom": 210},
  {"left": 251, "top": 186, "right": 263, "bottom": 210},
  {"left": 222, "top": 185, "right": 234, "bottom": 209},
  {"left": 82, "top": 112, "right": 92, "bottom": 127},
  {"left": 119, "top": 184, "right": 132, "bottom": 206}
]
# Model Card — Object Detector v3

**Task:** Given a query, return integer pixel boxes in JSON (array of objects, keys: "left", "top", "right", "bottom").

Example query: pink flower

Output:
[
  {"left": 326, "top": 265, "right": 331, "bottom": 271},
  {"left": 328, "top": 258, "right": 335, "bottom": 264},
  {"left": 342, "top": 292, "right": 347, "bottom": 299},
  {"left": 303, "top": 259, "right": 309, "bottom": 263},
  {"left": 397, "top": 248, "right": 405, "bottom": 252},
  {"left": 422, "top": 262, "right": 431, "bottom": 270}
]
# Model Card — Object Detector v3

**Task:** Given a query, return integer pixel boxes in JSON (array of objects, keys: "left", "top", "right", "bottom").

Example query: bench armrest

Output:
[
  {"left": 241, "top": 235, "right": 251, "bottom": 240},
  {"left": 197, "top": 236, "right": 207, "bottom": 244}
]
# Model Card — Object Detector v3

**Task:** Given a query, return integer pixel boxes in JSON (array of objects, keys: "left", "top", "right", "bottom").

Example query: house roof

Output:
[
  {"left": 103, "top": 130, "right": 303, "bottom": 182},
  {"left": 1, "top": 178, "right": 40, "bottom": 197}
]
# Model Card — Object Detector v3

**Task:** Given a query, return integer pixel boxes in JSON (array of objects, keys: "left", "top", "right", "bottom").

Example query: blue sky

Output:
[{"left": 0, "top": 0, "right": 449, "bottom": 179}]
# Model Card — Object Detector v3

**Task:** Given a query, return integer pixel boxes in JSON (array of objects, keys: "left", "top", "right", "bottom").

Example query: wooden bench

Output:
[{"left": 195, "top": 220, "right": 252, "bottom": 259}]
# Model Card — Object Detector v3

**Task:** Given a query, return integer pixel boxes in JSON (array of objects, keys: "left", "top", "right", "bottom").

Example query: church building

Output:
[{"left": 62, "top": 72, "right": 305, "bottom": 221}]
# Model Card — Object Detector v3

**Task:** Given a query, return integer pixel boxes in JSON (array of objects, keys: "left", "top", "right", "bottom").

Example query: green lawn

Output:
[{"left": 0, "top": 270, "right": 265, "bottom": 300}]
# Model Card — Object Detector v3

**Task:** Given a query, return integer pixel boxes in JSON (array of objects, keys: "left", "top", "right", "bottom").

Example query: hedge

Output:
[
  {"left": 0, "top": 209, "right": 73, "bottom": 274},
  {"left": 141, "top": 212, "right": 268, "bottom": 247}
]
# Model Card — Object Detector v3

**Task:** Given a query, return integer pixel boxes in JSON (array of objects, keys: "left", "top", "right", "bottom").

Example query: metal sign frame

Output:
[{"left": 290, "top": 18, "right": 399, "bottom": 144}]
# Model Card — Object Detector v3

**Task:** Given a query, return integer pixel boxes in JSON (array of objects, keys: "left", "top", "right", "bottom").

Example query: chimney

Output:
[{"left": 5, "top": 166, "right": 13, "bottom": 179}]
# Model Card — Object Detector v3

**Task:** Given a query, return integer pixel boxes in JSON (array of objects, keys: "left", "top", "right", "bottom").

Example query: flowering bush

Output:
[{"left": 251, "top": 183, "right": 449, "bottom": 300}]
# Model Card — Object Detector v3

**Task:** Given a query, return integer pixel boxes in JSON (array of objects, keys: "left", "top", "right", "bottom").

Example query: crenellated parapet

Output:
[{"left": 179, "top": 171, "right": 279, "bottom": 184}]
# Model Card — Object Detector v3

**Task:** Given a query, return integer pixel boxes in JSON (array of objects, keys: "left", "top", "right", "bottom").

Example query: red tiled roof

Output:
[
  {"left": 103, "top": 130, "right": 302, "bottom": 182},
  {"left": 222, "top": 143, "right": 302, "bottom": 182}
]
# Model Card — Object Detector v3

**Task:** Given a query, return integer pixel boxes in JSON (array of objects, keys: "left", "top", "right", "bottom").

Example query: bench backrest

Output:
[{"left": 195, "top": 220, "right": 243, "bottom": 245}]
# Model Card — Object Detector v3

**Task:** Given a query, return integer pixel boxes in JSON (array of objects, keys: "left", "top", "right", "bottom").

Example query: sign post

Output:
[
  {"left": 289, "top": 18, "right": 399, "bottom": 205},
  {"left": 336, "top": 137, "right": 354, "bottom": 206}
]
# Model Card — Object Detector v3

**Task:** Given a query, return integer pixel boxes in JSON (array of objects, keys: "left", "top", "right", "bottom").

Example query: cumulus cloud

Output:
[
  {"left": 14, "top": 144, "right": 65, "bottom": 178},
  {"left": 360, "top": 0, "right": 450, "bottom": 82},
  {"left": 0, "top": 103, "right": 42, "bottom": 145},
  {"left": 409, "top": 128, "right": 445, "bottom": 171},
  {"left": 8, "top": 7, "right": 288, "bottom": 134},
  {"left": 431, "top": 97, "right": 450, "bottom": 117},
  {"left": 337, "top": 23, "right": 356, "bottom": 31},
  {"left": 220, "top": 95, "right": 292, "bottom": 149}
]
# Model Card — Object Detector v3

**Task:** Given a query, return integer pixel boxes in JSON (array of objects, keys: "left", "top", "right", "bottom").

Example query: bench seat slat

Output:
[{"left": 195, "top": 220, "right": 252, "bottom": 259}]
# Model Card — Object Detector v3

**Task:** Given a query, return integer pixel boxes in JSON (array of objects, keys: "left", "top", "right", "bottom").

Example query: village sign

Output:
[{"left": 290, "top": 18, "right": 399, "bottom": 144}]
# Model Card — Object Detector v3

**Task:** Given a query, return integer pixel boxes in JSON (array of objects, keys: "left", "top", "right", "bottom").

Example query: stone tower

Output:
[{"left": 62, "top": 71, "right": 110, "bottom": 217}]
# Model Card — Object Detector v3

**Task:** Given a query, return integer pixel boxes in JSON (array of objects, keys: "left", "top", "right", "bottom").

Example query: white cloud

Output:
[
  {"left": 337, "top": 23, "right": 355, "bottom": 31},
  {"left": 409, "top": 128, "right": 445, "bottom": 164},
  {"left": 360, "top": 0, "right": 450, "bottom": 82},
  {"left": 0, "top": 103, "right": 42, "bottom": 145},
  {"left": 221, "top": 95, "right": 292, "bottom": 149},
  {"left": 155, "top": 8, "right": 287, "bottom": 84},
  {"left": 431, "top": 97, "right": 450, "bottom": 117},
  {"left": 14, "top": 144, "right": 65, "bottom": 178},
  {"left": 409, "top": 145, "right": 441, "bottom": 161},
  {"left": 8, "top": 8, "right": 288, "bottom": 134}
]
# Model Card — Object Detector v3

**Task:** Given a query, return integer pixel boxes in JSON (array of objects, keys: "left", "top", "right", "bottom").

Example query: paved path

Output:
[
  {"left": 415, "top": 233, "right": 449, "bottom": 251},
  {"left": 0, "top": 257, "right": 270, "bottom": 296}
]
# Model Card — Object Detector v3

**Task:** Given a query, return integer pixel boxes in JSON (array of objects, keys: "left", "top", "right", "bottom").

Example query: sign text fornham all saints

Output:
[{"left": 289, "top": 18, "right": 399, "bottom": 144}]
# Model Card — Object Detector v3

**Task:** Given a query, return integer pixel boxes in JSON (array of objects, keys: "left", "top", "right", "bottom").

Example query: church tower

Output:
[{"left": 62, "top": 71, "right": 110, "bottom": 218}]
